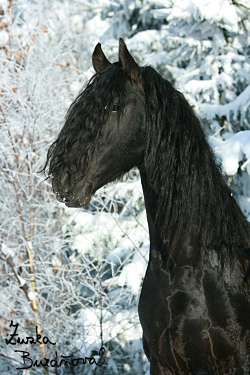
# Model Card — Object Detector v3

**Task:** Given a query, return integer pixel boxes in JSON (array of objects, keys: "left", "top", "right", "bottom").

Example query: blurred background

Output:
[{"left": 0, "top": 0, "right": 250, "bottom": 374}]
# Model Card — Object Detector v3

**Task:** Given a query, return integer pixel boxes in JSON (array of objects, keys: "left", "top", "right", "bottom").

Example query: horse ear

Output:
[
  {"left": 92, "top": 43, "right": 111, "bottom": 73},
  {"left": 119, "top": 38, "right": 141, "bottom": 85}
]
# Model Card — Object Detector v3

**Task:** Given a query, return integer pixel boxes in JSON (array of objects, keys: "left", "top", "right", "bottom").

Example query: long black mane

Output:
[
  {"left": 45, "top": 62, "right": 250, "bottom": 273},
  {"left": 141, "top": 66, "right": 250, "bottom": 269}
]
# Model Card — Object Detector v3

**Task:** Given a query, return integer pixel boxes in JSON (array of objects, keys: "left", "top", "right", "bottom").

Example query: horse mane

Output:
[{"left": 141, "top": 66, "right": 250, "bottom": 270}]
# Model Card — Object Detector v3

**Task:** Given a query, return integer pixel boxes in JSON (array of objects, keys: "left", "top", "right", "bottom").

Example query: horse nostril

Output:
[{"left": 55, "top": 192, "right": 65, "bottom": 203}]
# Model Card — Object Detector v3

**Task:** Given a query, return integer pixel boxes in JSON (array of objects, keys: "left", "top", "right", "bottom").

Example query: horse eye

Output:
[{"left": 112, "top": 104, "right": 120, "bottom": 112}]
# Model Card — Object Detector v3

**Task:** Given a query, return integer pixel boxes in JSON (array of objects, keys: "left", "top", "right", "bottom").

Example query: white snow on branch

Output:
[
  {"left": 201, "top": 85, "right": 250, "bottom": 126},
  {"left": 210, "top": 130, "right": 250, "bottom": 175}
]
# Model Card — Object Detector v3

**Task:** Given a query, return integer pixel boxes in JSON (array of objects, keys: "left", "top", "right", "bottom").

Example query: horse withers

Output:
[{"left": 44, "top": 39, "right": 250, "bottom": 375}]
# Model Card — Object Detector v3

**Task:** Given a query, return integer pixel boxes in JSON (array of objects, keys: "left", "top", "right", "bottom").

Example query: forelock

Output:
[{"left": 46, "top": 64, "right": 128, "bottom": 177}]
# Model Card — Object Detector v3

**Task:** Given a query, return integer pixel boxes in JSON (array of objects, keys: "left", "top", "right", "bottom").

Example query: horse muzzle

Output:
[{"left": 52, "top": 178, "right": 93, "bottom": 208}]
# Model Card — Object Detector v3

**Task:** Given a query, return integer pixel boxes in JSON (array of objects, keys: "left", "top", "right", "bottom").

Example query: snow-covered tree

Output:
[{"left": 0, "top": 0, "right": 249, "bottom": 374}]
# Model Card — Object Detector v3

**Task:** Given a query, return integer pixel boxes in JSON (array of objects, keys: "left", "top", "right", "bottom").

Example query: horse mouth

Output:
[
  {"left": 65, "top": 194, "right": 91, "bottom": 208},
  {"left": 55, "top": 181, "right": 93, "bottom": 208}
]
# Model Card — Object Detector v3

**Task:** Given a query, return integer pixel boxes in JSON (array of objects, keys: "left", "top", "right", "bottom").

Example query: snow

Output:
[
  {"left": 117, "top": 245, "right": 149, "bottom": 294},
  {"left": 1, "top": 0, "right": 250, "bottom": 374},
  {"left": 165, "top": 0, "right": 240, "bottom": 32},
  {"left": 28, "top": 291, "right": 38, "bottom": 301},
  {"left": 202, "top": 85, "right": 250, "bottom": 126},
  {"left": 210, "top": 131, "right": 250, "bottom": 176},
  {"left": 0, "top": 30, "right": 9, "bottom": 47},
  {"left": 1, "top": 243, "right": 15, "bottom": 258}
]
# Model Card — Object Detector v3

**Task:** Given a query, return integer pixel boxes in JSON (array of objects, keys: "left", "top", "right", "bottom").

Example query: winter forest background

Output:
[{"left": 0, "top": 0, "right": 250, "bottom": 374}]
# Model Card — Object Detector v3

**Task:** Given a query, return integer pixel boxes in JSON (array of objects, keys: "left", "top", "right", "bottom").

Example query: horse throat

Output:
[
  {"left": 140, "top": 170, "right": 166, "bottom": 264},
  {"left": 140, "top": 169, "right": 202, "bottom": 270}
]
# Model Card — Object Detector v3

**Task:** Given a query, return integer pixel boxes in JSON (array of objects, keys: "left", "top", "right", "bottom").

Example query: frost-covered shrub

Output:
[{"left": 0, "top": 0, "right": 250, "bottom": 374}]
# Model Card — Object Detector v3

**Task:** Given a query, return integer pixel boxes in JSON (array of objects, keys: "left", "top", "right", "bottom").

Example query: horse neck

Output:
[
  {"left": 140, "top": 162, "right": 250, "bottom": 271},
  {"left": 140, "top": 170, "right": 165, "bottom": 264}
]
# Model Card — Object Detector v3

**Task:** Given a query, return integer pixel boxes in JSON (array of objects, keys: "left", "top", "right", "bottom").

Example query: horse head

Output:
[{"left": 45, "top": 39, "right": 145, "bottom": 207}]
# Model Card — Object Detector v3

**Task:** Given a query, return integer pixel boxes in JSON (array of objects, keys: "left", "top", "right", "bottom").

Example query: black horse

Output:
[{"left": 44, "top": 39, "right": 250, "bottom": 374}]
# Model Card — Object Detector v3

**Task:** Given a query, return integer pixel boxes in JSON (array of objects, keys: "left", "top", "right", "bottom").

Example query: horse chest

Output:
[
  {"left": 138, "top": 261, "right": 206, "bottom": 357},
  {"left": 138, "top": 257, "right": 250, "bottom": 374}
]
